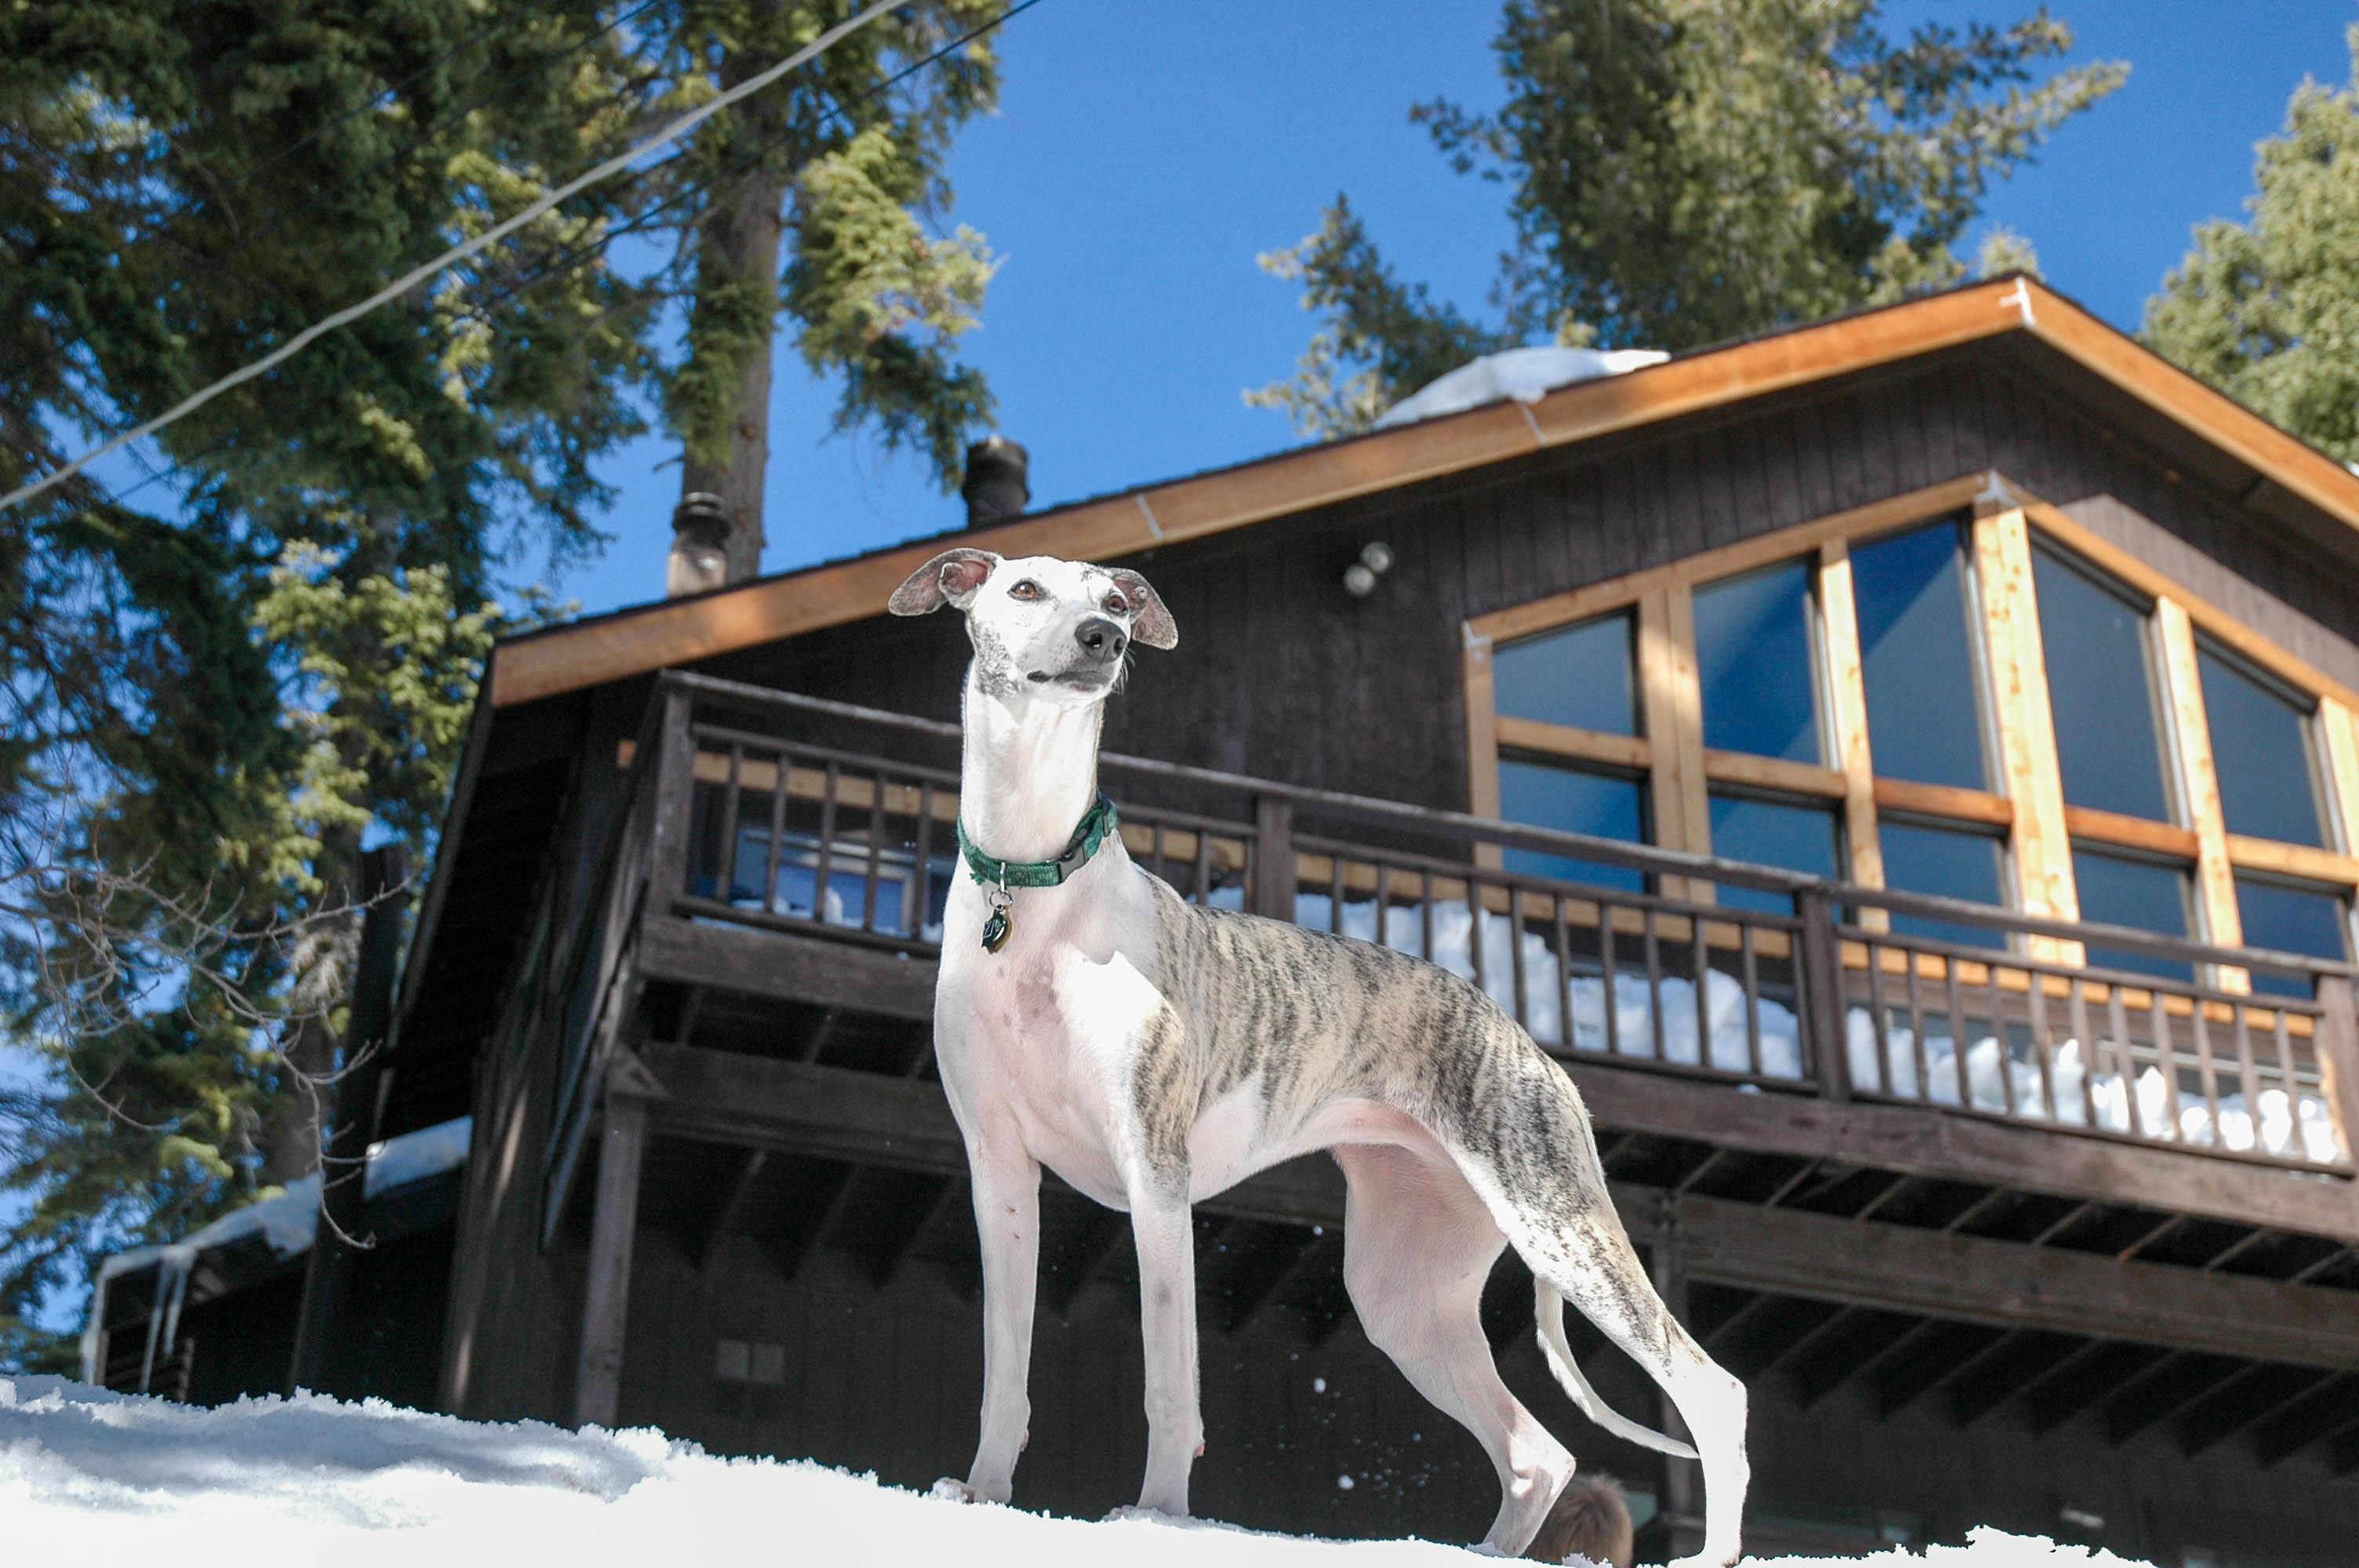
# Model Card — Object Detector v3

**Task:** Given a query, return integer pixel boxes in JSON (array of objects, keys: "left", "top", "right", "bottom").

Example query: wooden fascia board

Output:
[{"left": 486, "top": 278, "right": 2359, "bottom": 710}]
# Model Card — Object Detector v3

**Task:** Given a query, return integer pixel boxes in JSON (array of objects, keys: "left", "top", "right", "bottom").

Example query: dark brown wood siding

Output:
[{"left": 689, "top": 348, "right": 2359, "bottom": 815}]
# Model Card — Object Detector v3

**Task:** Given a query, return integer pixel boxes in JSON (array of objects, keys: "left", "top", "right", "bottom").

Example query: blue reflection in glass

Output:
[
  {"left": 2072, "top": 848, "right": 2192, "bottom": 981},
  {"left": 1877, "top": 819, "right": 2008, "bottom": 950},
  {"left": 1852, "top": 522, "right": 1986, "bottom": 789},
  {"left": 2032, "top": 550, "right": 2172, "bottom": 821},
  {"left": 1497, "top": 760, "right": 1648, "bottom": 893},
  {"left": 1694, "top": 561, "right": 1820, "bottom": 762},
  {"left": 2199, "top": 646, "right": 2325, "bottom": 848},
  {"left": 1708, "top": 792, "right": 1838, "bottom": 914},
  {"left": 2237, "top": 877, "right": 2348, "bottom": 999},
  {"left": 1495, "top": 614, "right": 1637, "bottom": 736}
]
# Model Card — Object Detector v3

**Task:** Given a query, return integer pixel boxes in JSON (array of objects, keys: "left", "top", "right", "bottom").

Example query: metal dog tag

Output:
[{"left": 982, "top": 884, "right": 1012, "bottom": 953}]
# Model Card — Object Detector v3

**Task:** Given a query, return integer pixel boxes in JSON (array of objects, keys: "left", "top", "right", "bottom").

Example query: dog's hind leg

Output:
[
  {"left": 1335, "top": 1142, "right": 1572, "bottom": 1555},
  {"left": 1440, "top": 1056, "right": 1749, "bottom": 1567}
]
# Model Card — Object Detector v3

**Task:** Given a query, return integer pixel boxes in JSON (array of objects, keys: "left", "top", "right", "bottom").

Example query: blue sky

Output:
[{"left": 551, "top": 0, "right": 2359, "bottom": 620}]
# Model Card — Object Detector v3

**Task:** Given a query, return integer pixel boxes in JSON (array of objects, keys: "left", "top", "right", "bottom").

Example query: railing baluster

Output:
[
  {"left": 861, "top": 769, "right": 885, "bottom": 932},
  {"left": 912, "top": 782, "right": 936, "bottom": 938},
  {"left": 1509, "top": 885, "right": 1531, "bottom": 1027},
  {"left": 1990, "top": 964, "right": 2016, "bottom": 1117},
  {"left": 1691, "top": 913, "right": 1713, "bottom": 1072},
  {"left": 1420, "top": 869, "right": 1434, "bottom": 961},
  {"left": 813, "top": 761, "right": 839, "bottom": 926},
  {"left": 761, "top": 746, "right": 788, "bottom": 918},
  {"left": 2069, "top": 980, "right": 2099, "bottom": 1129},
  {"left": 1794, "top": 887, "right": 1848, "bottom": 1102},
  {"left": 1642, "top": 907, "right": 1666, "bottom": 1062},
  {"left": 2026, "top": 970, "right": 2058, "bottom": 1122},
  {"left": 2192, "top": 1000, "right": 2225, "bottom": 1147},
  {"left": 2110, "top": 984, "right": 2143, "bottom": 1138},
  {"left": 1865, "top": 940, "right": 1892, "bottom": 1097},
  {"left": 1150, "top": 821, "right": 1168, "bottom": 883},
  {"left": 1192, "top": 828, "right": 1212, "bottom": 906},
  {"left": 1554, "top": 896, "right": 1575, "bottom": 1053},
  {"left": 1251, "top": 794, "right": 1292, "bottom": 919},
  {"left": 1600, "top": 903, "right": 1622, "bottom": 1059},
  {"left": 2271, "top": 1009, "right": 2301, "bottom": 1159},
  {"left": 1467, "top": 869, "right": 1488, "bottom": 996},
  {"left": 1330, "top": 853, "right": 1346, "bottom": 935},
  {"left": 2316, "top": 977, "right": 2359, "bottom": 1166},
  {"left": 1946, "top": 963, "right": 1973, "bottom": 1112},
  {"left": 2234, "top": 1005, "right": 2263, "bottom": 1149},
  {"left": 722, "top": 742, "right": 746, "bottom": 900},
  {"left": 2152, "top": 993, "right": 2182, "bottom": 1142},
  {"left": 1905, "top": 954, "right": 1930, "bottom": 1108},
  {"left": 1740, "top": 920, "right": 1762, "bottom": 1077}
]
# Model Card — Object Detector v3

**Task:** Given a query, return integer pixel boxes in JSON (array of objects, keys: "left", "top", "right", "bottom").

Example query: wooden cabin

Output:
[{"left": 101, "top": 278, "right": 2359, "bottom": 1564}]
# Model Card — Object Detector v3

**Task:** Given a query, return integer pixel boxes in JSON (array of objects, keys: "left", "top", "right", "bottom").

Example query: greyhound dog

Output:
[{"left": 889, "top": 546, "right": 1748, "bottom": 1566}]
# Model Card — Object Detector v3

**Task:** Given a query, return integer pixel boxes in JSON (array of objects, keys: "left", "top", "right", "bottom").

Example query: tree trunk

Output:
[
  {"left": 678, "top": 31, "right": 796, "bottom": 585},
  {"left": 259, "top": 829, "right": 362, "bottom": 1188}
]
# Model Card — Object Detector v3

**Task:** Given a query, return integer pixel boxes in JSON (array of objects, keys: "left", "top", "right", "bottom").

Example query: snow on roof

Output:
[
  {"left": 79, "top": 1116, "right": 473, "bottom": 1387},
  {"left": 1374, "top": 346, "right": 1670, "bottom": 430},
  {"left": 2, "top": 1374, "right": 2157, "bottom": 1567}
]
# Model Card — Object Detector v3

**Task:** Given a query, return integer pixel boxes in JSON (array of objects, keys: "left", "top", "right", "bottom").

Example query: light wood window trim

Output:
[
  {"left": 1464, "top": 629, "right": 1503, "bottom": 871},
  {"left": 1874, "top": 778, "right": 2012, "bottom": 829},
  {"left": 1495, "top": 716, "right": 1652, "bottom": 771},
  {"left": 1972, "top": 503, "right": 2081, "bottom": 962},
  {"left": 2154, "top": 598, "right": 2248, "bottom": 989},
  {"left": 1816, "top": 539, "right": 1888, "bottom": 929},
  {"left": 2317, "top": 698, "right": 2359, "bottom": 856},
  {"left": 1639, "top": 587, "right": 1709, "bottom": 900}
]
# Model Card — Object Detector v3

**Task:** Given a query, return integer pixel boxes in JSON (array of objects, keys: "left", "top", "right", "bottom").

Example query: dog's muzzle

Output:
[{"left": 1074, "top": 616, "right": 1128, "bottom": 663}]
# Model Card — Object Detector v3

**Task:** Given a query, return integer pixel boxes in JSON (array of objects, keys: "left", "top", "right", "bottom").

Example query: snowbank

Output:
[
  {"left": 1376, "top": 347, "right": 1670, "bottom": 430},
  {"left": 0, "top": 1377, "right": 2152, "bottom": 1566}
]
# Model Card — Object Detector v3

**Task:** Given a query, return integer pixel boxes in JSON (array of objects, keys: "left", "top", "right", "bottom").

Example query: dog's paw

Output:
[{"left": 930, "top": 1477, "right": 996, "bottom": 1505}]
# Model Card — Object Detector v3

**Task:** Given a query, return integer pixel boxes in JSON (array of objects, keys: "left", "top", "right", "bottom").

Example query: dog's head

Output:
[{"left": 888, "top": 548, "right": 1176, "bottom": 706}]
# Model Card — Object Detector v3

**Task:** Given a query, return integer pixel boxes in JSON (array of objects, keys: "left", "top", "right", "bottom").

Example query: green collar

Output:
[{"left": 956, "top": 793, "right": 1120, "bottom": 890}]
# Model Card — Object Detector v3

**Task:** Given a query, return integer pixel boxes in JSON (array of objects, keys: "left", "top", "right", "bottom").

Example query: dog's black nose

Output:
[{"left": 1074, "top": 616, "right": 1127, "bottom": 661}]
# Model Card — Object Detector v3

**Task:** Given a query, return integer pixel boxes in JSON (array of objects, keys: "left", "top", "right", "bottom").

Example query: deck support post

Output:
[
  {"left": 1794, "top": 887, "right": 1852, "bottom": 1101},
  {"left": 573, "top": 1086, "right": 649, "bottom": 1428},
  {"left": 1252, "top": 793, "right": 1295, "bottom": 918},
  {"left": 1646, "top": 1205, "right": 1707, "bottom": 1564}
]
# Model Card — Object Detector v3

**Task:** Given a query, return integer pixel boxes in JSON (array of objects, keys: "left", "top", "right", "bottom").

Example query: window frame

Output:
[{"left": 1464, "top": 474, "right": 2359, "bottom": 990}]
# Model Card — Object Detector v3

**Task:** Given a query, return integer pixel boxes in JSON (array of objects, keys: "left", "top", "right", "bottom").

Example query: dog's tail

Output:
[{"left": 1534, "top": 1280, "right": 1699, "bottom": 1460}]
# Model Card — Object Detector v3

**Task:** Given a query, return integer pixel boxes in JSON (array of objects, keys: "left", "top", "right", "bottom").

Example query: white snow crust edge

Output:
[{"left": 0, "top": 1376, "right": 2156, "bottom": 1567}]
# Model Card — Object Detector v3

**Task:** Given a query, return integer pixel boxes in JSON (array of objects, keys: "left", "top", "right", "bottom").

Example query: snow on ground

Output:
[
  {"left": 1376, "top": 346, "right": 1670, "bottom": 429},
  {"left": 1, "top": 1377, "right": 2152, "bottom": 1568}
]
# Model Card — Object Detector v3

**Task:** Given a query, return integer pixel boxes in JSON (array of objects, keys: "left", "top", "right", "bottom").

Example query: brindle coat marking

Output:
[{"left": 891, "top": 549, "right": 1749, "bottom": 1567}]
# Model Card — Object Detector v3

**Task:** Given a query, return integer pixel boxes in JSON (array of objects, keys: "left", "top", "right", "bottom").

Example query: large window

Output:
[
  {"left": 1878, "top": 818, "right": 2008, "bottom": 949},
  {"left": 1494, "top": 612, "right": 1637, "bottom": 735},
  {"left": 1496, "top": 758, "right": 1648, "bottom": 892},
  {"left": 2031, "top": 547, "right": 2175, "bottom": 822},
  {"left": 2072, "top": 848, "right": 2193, "bottom": 979},
  {"left": 1851, "top": 521, "right": 1988, "bottom": 789},
  {"left": 1709, "top": 791, "right": 1841, "bottom": 913},
  {"left": 2236, "top": 875, "right": 2350, "bottom": 997},
  {"left": 1693, "top": 561, "right": 1821, "bottom": 763},
  {"left": 2198, "top": 643, "right": 2329, "bottom": 848}
]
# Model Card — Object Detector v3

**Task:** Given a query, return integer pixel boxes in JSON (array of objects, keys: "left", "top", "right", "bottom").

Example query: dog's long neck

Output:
[{"left": 958, "top": 667, "right": 1107, "bottom": 864}]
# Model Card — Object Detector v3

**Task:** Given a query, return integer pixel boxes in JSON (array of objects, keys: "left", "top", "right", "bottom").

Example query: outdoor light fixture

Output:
[{"left": 1343, "top": 539, "right": 1395, "bottom": 597}]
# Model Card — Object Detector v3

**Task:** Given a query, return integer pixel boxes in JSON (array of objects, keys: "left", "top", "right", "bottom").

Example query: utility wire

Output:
[
  {"left": 462, "top": 0, "right": 1045, "bottom": 325},
  {"left": 2, "top": 0, "right": 904, "bottom": 519}
]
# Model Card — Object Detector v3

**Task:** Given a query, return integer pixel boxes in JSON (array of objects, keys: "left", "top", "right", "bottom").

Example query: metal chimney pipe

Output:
[
  {"left": 667, "top": 492, "right": 731, "bottom": 597},
  {"left": 961, "top": 436, "right": 1030, "bottom": 529}
]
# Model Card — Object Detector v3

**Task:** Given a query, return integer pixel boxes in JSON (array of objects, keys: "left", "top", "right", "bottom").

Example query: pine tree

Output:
[
  {"left": 0, "top": 0, "right": 659, "bottom": 1367},
  {"left": 1249, "top": 0, "right": 2123, "bottom": 439},
  {"left": 2143, "top": 26, "right": 2359, "bottom": 466},
  {"left": 650, "top": 1, "right": 1003, "bottom": 579}
]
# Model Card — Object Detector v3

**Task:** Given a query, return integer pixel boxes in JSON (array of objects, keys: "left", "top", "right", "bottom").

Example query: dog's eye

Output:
[
  {"left": 1103, "top": 593, "right": 1128, "bottom": 615},
  {"left": 1008, "top": 580, "right": 1044, "bottom": 601}
]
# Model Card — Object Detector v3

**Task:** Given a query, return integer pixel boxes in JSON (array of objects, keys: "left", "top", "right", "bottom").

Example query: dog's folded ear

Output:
[
  {"left": 889, "top": 547, "right": 1001, "bottom": 616},
  {"left": 1107, "top": 568, "right": 1178, "bottom": 649}
]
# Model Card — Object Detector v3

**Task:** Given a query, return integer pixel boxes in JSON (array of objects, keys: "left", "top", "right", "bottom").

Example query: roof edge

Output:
[{"left": 488, "top": 278, "right": 2359, "bottom": 709}]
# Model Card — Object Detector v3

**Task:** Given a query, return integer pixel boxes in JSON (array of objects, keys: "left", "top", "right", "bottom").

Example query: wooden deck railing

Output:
[{"left": 551, "top": 672, "right": 2359, "bottom": 1208}]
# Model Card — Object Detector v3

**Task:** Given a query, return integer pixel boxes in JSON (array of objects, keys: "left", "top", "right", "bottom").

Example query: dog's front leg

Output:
[
  {"left": 961, "top": 1131, "right": 1041, "bottom": 1503},
  {"left": 1129, "top": 1189, "right": 1202, "bottom": 1516}
]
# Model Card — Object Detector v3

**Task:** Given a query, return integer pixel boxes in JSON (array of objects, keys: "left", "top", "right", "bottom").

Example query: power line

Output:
[
  {"left": 2, "top": 0, "right": 906, "bottom": 520},
  {"left": 461, "top": 0, "right": 1045, "bottom": 326}
]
